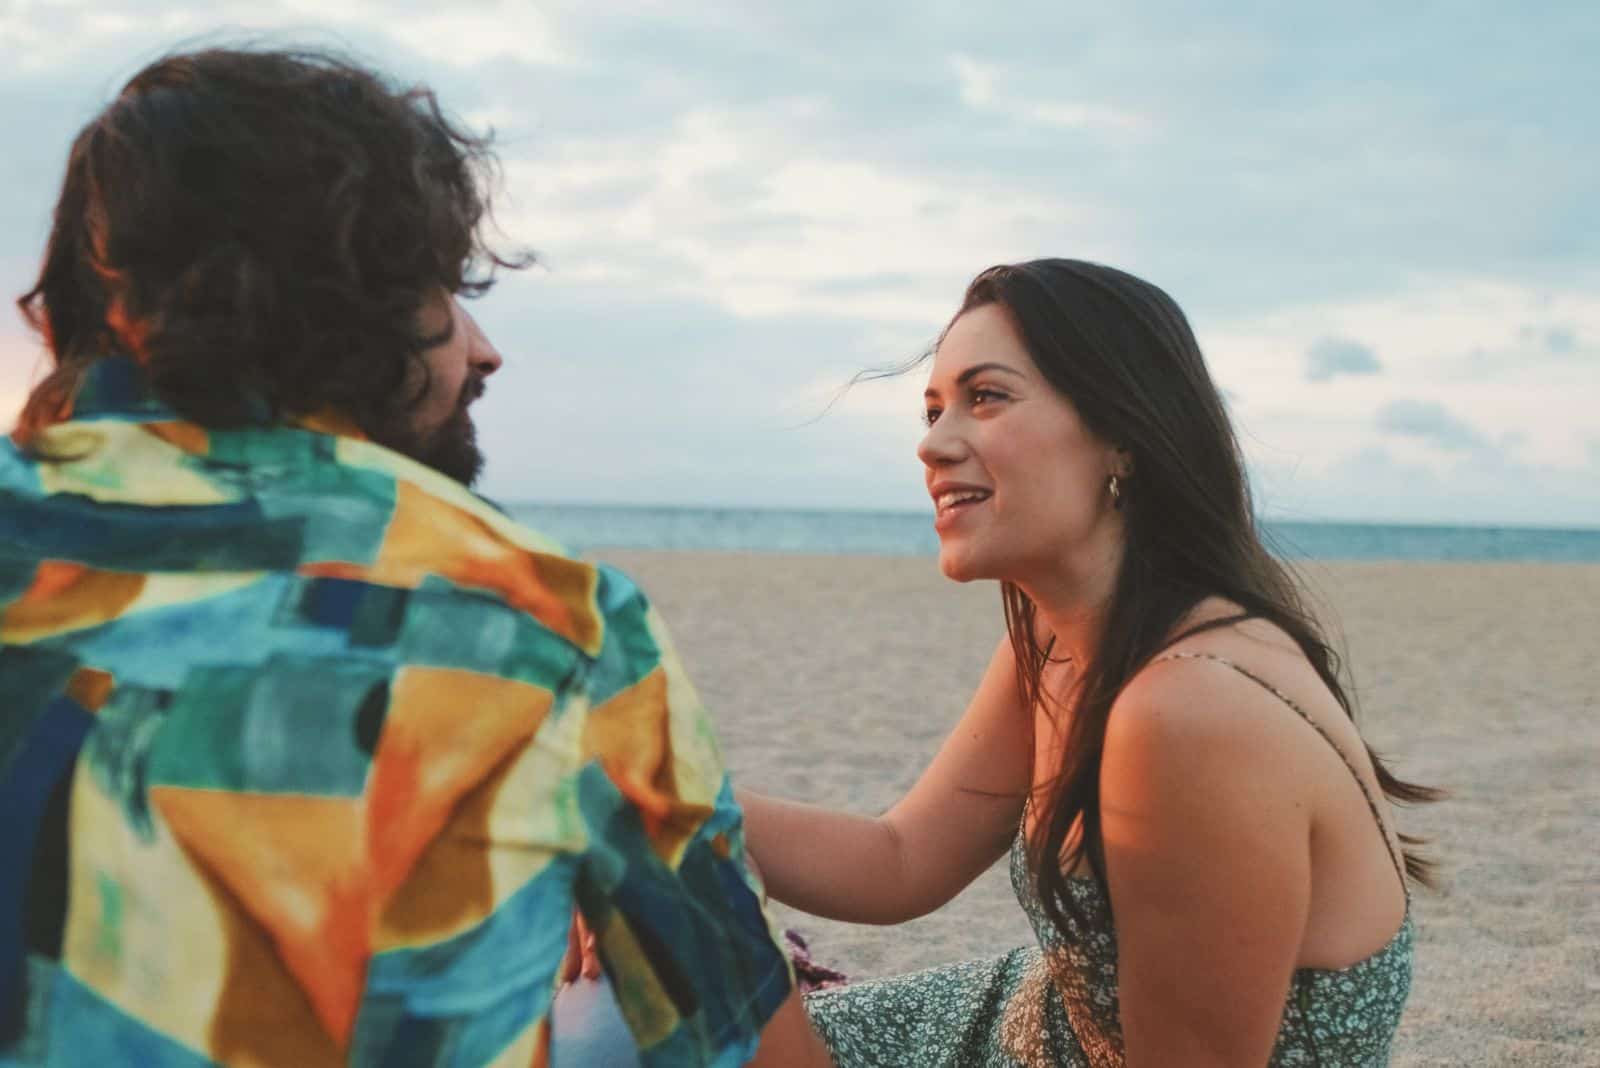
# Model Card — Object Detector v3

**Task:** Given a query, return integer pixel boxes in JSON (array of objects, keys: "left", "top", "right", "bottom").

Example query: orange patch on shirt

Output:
[
  {"left": 295, "top": 409, "right": 368, "bottom": 440},
  {"left": 141, "top": 421, "right": 209, "bottom": 454},
  {"left": 529, "top": 1017, "right": 552, "bottom": 1068},
  {"left": 386, "top": 482, "right": 602, "bottom": 651},
  {"left": 296, "top": 482, "right": 603, "bottom": 652},
  {"left": 296, "top": 562, "right": 368, "bottom": 582},
  {"left": 64, "top": 666, "right": 115, "bottom": 711},
  {"left": 366, "top": 667, "right": 554, "bottom": 908},
  {"left": 373, "top": 743, "right": 523, "bottom": 949},
  {"left": 193, "top": 861, "right": 345, "bottom": 1068},
  {"left": 0, "top": 561, "right": 146, "bottom": 643},
  {"left": 150, "top": 789, "right": 372, "bottom": 1049},
  {"left": 583, "top": 667, "right": 713, "bottom": 863}
]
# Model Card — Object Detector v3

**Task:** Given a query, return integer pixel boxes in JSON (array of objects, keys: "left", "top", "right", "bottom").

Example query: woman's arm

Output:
[
  {"left": 1100, "top": 660, "right": 1313, "bottom": 1067},
  {"left": 746, "top": 987, "right": 836, "bottom": 1068},
  {"left": 739, "top": 635, "right": 1032, "bottom": 924}
]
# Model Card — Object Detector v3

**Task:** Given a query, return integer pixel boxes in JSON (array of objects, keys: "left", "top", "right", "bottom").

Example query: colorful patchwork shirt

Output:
[{"left": 0, "top": 358, "right": 792, "bottom": 1066}]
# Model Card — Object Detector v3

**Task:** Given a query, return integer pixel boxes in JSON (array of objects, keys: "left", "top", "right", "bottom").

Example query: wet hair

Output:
[
  {"left": 943, "top": 259, "right": 1440, "bottom": 935},
  {"left": 14, "top": 46, "right": 529, "bottom": 444}
]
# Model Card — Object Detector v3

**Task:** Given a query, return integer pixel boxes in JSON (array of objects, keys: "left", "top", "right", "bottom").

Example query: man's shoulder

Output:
[
  {"left": 328, "top": 440, "right": 661, "bottom": 642},
  {"left": 2, "top": 416, "right": 654, "bottom": 663}
]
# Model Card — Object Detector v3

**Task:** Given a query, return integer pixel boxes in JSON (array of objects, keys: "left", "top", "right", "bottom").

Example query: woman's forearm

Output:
[{"left": 737, "top": 789, "right": 919, "bottom": 924}]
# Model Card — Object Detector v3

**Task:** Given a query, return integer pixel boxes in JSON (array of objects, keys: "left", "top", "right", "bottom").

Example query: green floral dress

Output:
[{"left": 805, "top": 654, "right": 1414, "bottom": 1066}]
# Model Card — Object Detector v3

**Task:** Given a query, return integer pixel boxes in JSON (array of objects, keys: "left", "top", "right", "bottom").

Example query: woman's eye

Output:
[
  {"left": 922, "top": 408, "right": 942, "bottom": 427},
  {"left": 970, "top": 388, "right": 1006, "bottom": 408}
]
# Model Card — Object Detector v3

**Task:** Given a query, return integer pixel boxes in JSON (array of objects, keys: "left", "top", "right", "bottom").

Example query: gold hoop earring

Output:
[{"left": 1108, "top": 474, "right": 1122, "bottom": 509}]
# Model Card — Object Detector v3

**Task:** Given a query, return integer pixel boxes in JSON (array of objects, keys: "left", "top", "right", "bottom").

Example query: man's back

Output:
[{"left": 0, "top": 358, "right": 795, "bottom": 1065}]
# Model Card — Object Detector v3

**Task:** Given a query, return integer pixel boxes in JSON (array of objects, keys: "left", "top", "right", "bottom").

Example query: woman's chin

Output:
[{"left": 936, "top": 544, "right": 986, "bottom": 583}]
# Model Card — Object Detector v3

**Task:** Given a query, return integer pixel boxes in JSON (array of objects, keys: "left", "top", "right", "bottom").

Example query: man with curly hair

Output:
[{"left": 0, "top": 47, "right": 830, "bottom": 1068}]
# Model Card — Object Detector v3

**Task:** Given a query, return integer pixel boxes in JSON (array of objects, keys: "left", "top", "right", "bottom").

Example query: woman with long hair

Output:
[{"left": 739, "top": 259, "right": 1438, "bottom": 1066}]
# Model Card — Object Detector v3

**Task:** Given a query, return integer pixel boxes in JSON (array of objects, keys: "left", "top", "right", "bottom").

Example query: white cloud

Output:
[
  {"left": 1198, "top": 280, "right": 1600, "bottom": 475},
  {"left": 505, "top": 104, "right": 1111, "bottom": 324},
  {"left": 951, "top": 54, "right": 998, "bottom": 108},
  {"left": 780, "top": 363, "right": 929, "bottom": 428},
  {"left": 0, "top": 4, "right": 1593, "bottom": 526},
  {"left": 1306, "top": 337, "right": 1382, "bottom": 382},
  {"left": 0, "top": 0, "right": 569, "bottom": 80},
  {"left": 1023, "top": 101, "right": 1153, "bottom": 133},
  {"left": 1254, "top": 442, "right": 1600, "bottom": 529},
  {"left": 950, "top": 53, "right": 1152, "bottom": 133},
  {"left": 1375, "top": 399, "right": 1487, "bottom": 452},
  {"left": 1540, "top": 324, "right": 1578, "bottom": 353},
  {"left": 284, "top": 0, "right": 572, "bottom": 68}
]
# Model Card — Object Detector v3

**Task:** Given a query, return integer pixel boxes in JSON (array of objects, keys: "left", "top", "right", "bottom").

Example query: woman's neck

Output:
[{"left": 1021, "top": 534, "right": 1124, "bottom": 667}]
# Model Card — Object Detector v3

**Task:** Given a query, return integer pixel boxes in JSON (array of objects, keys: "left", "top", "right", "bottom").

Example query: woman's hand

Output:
[
  {"left": 562, "top": 911, "right": 602, "bottom": 984},
  {"left": 737, "top": 634, "right": 1031, "bottom": 925}
]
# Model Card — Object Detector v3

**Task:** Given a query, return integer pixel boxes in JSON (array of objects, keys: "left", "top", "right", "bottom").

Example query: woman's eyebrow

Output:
[{"left": 924, "top": 361, "right": 1027, "bottom": 399}]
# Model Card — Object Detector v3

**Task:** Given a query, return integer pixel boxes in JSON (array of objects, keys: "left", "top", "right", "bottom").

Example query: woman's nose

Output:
[{"left": 916, "top": 415, "right": 964, "bottom": 468}]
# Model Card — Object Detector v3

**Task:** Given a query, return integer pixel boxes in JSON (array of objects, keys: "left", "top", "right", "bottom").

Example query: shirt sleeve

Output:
[{"left": 571, "top": 565, "right": 795, "bottom": 1066}]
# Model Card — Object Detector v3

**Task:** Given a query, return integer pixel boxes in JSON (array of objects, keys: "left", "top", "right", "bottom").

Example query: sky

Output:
[{"left": 2, "top": 1, "right": 1596, "bottom": 527}]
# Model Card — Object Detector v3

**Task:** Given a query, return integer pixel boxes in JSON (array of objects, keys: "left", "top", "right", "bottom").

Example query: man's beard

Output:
[
  {"left": 409, "top": 406, "right": 484, "bottom": 487},
  {"left": 385, "top": 374, "right": 486, "bottom": 487}
]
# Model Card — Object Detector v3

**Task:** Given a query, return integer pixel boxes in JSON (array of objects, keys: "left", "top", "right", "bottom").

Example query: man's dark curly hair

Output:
[{"left": 14, "top": 45, "right": 529, "bottom": 443}]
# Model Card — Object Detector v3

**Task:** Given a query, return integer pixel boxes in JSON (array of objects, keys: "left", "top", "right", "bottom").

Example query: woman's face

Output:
[{"left": 918, "top": 302, "right": 1124, "bottom": 585}]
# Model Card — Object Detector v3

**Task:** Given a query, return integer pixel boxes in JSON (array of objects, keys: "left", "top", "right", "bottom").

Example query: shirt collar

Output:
[
  {"left": 66, "top": 356, "right": 362, "bottom": 439},
  {"left": 67, "top": 356, "right": 177, "bottom": 423}
]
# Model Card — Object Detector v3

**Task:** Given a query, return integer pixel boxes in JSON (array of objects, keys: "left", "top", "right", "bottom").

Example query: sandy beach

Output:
[{"left": 598, "top": 551, "right": 1600, "bottom": 1067}]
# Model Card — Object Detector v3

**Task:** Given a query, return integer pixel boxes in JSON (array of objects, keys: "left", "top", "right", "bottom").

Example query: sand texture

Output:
[{"left": 597, "top": 551, "right": 1600, "bottom": 1067}]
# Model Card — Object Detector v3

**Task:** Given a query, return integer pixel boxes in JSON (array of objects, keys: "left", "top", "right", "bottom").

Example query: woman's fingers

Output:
[
  {"left": 582, "top": 924, "right": 602, "bottom": 979},
  {"left": 566, "top": 911, "right": 603, "bottom": 982},
  {"left": 562, "top": 913, "right": 583, "bottom": 985}
]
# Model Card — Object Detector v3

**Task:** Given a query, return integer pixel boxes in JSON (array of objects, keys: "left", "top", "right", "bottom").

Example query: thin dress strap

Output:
[{"left": 1151, "top": 651, "right": 1409, "bottom": 899}]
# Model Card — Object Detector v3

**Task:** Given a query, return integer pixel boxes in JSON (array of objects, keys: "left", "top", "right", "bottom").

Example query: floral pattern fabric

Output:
[{"left": 806, "top": 655, "right": 1414, "bottom": 1067}]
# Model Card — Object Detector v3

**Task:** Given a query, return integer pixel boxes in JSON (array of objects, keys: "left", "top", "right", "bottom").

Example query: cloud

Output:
[
  {"left": 497, "top": 105, "right": 1105, "bottom": 326},
  {"left": 1374, "top": 400, "right": 1488, "bottom": 452},
  {"left": 1200, "top": 279, "right": 1600, "bottom": 491},
  {"left": 284, "top": 0, "right": 572, "bottom": 68},
  {"left": 1305, "top": 337, "right": 1382, "bottom": 382},
  {"left": 1516, "top": 323, "right": 1584, "bottom": 356},
  {"left": 0, "top": 2, "right": 1595, "bottom": 527},
  {"left": 950, "top": 54, "right": 997, "bottom": 107},
  {"left": 1254, "top": 443, "right": 1600, "bottom": 529},
  {"left": 464, "top": 274, "right": 932, "bottom": 509},
  {"left": 0, "top": 0, "right": 569, "bottom": 79},
  {"left": 1544, "top": 325, "right": 1577, "bottom": 354},
  {"left": 950, "top": 53, "right": 1151, "bottom": 133}
]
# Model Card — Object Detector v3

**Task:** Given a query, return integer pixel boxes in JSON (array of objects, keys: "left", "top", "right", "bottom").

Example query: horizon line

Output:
[{"left": 493, "top": 499, "right": 1600, "bottom": 535}]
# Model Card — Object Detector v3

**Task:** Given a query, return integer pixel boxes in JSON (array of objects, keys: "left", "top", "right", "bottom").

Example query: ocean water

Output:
[{"left": 503, "top": 504, "right": 1600, "bottom": 563}]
